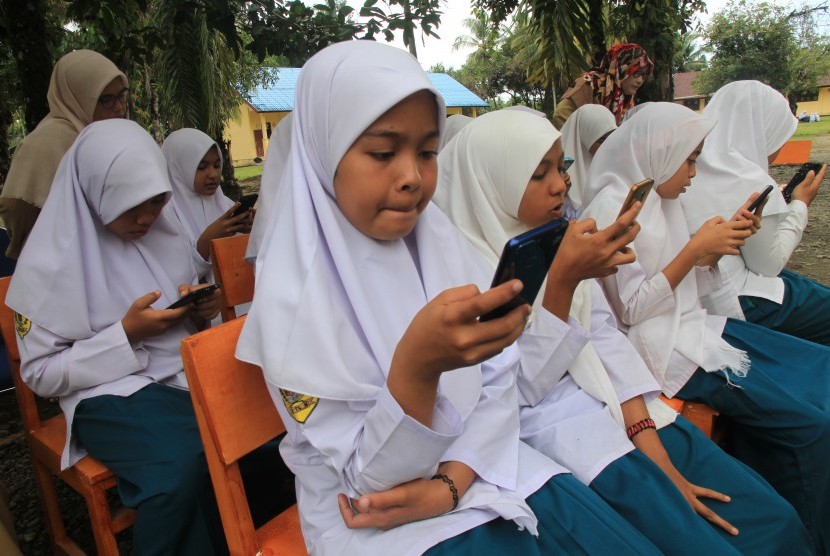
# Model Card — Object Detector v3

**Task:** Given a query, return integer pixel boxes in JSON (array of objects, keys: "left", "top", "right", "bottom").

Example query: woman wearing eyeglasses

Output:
[
  {"left": 0, "top": 49, "right": 128, "bottom": 259},
  {"left": 553, "top": 44, "right": 653, "bottom": 129}
]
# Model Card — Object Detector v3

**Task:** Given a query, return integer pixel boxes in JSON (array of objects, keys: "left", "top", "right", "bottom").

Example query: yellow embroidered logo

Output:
[
  {"left": 279, "top": 389, "right": 318, "bottom": 424},
  {"left": 14, "top": 312, "right": 31, "bottom": 340}
]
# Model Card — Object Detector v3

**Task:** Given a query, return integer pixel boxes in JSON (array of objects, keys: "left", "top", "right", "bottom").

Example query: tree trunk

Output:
[
  {"left": 216, "top": 130, "right": 242, "bottom": 200},
  {"left": 144, "top": 66, "right": 165, "bottom": 144},
  {"left": 1, "top": 0, "right": 52, "bottom": 132}
]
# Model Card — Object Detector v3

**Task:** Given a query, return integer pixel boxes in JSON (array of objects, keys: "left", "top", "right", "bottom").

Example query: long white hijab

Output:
[
  {"left": 434, "top": 109, "right": 628, "bottom": 425},
  {"left": 7, "top": 119, "right": 196, "bottom": 341},
  {"left": 560, "top": 104, "right": 617, "bottom": 209},
  {"left": 680, "top": 80, "right": 797, "bottom": 233},
  {"left": 236, "top": 41, "right": 499, "bottom": 419},
  {"left": 581, "top": 103, "right": 748, "bottom": 386},
  {"left": 247, "top": 113, "right": 293, "bottom": 262},
  {"left": 162, "top": 128, "right": 234, "bottom": 242}
]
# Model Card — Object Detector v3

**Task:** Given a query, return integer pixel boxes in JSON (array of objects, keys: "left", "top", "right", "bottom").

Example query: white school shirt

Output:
[
  {"left": 17, "top": 318, "right": 194, "bottom": 469},
  {"left": 701, "top": 202, "right": 808, "bottom": 316},
  {"left": 600, "top": 257, "right": 730, "bottom": 397},
  {"left": 518, "top": 281, "right": 665, "bottom": 484},
  {"left": 274, "top": 343, "right": 566, "bottom": 556}
]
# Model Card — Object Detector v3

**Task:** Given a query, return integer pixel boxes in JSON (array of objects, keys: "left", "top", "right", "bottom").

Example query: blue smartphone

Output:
[{"left": 480, "top": 218, "right": 569, "bottom": 322}]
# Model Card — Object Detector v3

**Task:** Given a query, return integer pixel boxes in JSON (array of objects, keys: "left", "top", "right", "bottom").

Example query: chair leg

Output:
[
  {"left": 84, "top": 486, "right": 121, "bottom": 556},
  {"left": 29, "top": 459, "right": 81, "bottom": 555}
]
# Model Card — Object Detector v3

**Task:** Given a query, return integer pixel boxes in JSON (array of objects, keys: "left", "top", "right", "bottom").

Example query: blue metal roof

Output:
[{"left": 244, "top": 68, "right": 488, "bottom": 112}]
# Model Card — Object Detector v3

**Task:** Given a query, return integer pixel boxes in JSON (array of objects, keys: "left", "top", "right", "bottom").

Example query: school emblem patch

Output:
[
  {"left": 279, "top": 389, "right": 319, "bottom": 424},
  {"left": 14, "top": 312, "right": 31, "bottom": 340}
]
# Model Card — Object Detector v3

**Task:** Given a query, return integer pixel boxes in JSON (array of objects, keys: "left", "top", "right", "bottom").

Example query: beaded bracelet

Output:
[
  {"left": 626, "top": 418, "right": 656, "bottom": 440},
  {"left": 432, "top": 473, "right": 459, "bottom": 511}
]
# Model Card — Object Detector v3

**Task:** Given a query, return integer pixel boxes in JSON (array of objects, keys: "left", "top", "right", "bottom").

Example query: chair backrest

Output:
[
  {"left": 180, "top": 316, "right": 286, "bottom": 554},
  {"left": 210, "top": 234, "right": 254, "bottom": 322},
  {"left": 0, "top": 276, "right": 42, "bottom": 432}
]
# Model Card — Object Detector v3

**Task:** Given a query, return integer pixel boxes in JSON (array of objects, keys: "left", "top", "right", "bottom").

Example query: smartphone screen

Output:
[{"left": 480, "top": 218, "right": 568, "bottom": 322}]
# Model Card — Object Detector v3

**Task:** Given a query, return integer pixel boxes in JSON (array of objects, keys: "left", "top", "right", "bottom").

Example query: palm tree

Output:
[{"left": 674, "top": 31, "right": 709, "bottom": 72}]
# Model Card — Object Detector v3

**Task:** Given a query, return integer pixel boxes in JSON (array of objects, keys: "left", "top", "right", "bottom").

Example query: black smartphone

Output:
[
  {"left": 480, "top": 218, "right": 569, "bottom": 322},
  {"left": 618, "top": 178, "right": 654, "bottom": 218},
  {"left": 747, "top": 184, "right": 774, "bottom": 213},
  {"left": 231, "top": 193, "right": 258, "bottom": 218},
  {"left": 782, "top": 162, "right": 824, "bottom": 203},
  {"left": 166, "top": 284, "right": 220, "bottom": 309}
]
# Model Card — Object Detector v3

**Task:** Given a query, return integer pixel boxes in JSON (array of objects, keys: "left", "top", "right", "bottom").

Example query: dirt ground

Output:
[{"left": 772, "top": 133, "right": 830, "bottom": 282}]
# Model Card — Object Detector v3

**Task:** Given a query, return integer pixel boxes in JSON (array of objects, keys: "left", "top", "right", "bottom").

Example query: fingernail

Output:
[{"left": 512, "top": 280, "right": 523, "bottom": 292}]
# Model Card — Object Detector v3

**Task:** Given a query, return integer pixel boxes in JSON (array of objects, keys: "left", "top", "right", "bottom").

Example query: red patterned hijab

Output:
[{"left": 589, "top": 43, "right": 653, "bottom": 124}]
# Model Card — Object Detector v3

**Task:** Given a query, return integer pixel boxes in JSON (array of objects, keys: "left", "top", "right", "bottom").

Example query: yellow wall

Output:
[
  {"left": 796, "top": 87, "right": 830, "bottom": 116},
  {"left": 225, "top": 105, "right": 291, "bottom": 166}
]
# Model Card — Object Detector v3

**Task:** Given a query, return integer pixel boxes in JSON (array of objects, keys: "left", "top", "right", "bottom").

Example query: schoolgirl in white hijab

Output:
[
  {"left": 7, "top": 119, "right": 226, "bottom": 554},
  {"left": 162, "top": 128, "right": 252, "bottom": 278},
  {"left": 680, "top": 80, "right": 830, "bottom": 346},
  {"left": 560, "top": 104, "right": 617, "bottom": 211},
  {"left": 237, "top": 40, "right": 660, "bottom": 556},
  {"left": 435, "top": 108, "right": 810, "bottom": 554},
  {"left": 246, "top": 113, "right": 293, "bottom": 263},
  {"left": 581, "top": 102, "right": 830, "bottom": 553}
]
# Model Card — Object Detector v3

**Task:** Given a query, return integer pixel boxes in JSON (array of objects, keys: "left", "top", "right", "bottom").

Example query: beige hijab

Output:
[{"left": 1, "top": 50, "right": 127, "bottom": 209}]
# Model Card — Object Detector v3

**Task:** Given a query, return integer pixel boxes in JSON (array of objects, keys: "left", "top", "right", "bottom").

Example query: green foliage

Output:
[
  {"left": 673, "top": 31, "right": 708, "bottom": 73},
  {"left": 360, "top": 0, "right": 443, "bottom": 57},
  {"left": 696, "top": 1, "right": 796, "bottom": 94},
  {"left": 792, "top": 118, "right": 830, "bottom": 137}
]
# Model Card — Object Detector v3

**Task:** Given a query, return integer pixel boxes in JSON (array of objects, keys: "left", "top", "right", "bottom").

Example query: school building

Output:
[
  {"left": 225, "top": 68, "right": 489, "bottom": 166},
  {"left": 673, "top": 70, "right": 830, "bottom": 115}
]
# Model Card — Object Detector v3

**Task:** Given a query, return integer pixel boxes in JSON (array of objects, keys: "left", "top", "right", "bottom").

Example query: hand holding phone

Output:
[
  {"left": 746, "top": 184, "right": 774, "bottom": 213},
  {"left": 231, "top": 193, "right": 259, "bottom": 218},
  {"left": 166, "top": 283, "right": 220, "bottom": 309},
  {"left": 782, "top": 162, "right": 825, "bottom": 204},
  {"left": 618, "top": 178, "right": 654, "bottom": 218},
  {"left": 480, "top": 218, "right": 568, "bottom": 321}
]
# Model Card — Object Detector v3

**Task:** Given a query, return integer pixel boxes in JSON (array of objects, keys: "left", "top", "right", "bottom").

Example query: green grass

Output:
[
  {"left": 792, "top": 119, "right": 830, "bottom": 138},
  {"left": 234, "top": 165, "right": 263, "bottom": 181}
]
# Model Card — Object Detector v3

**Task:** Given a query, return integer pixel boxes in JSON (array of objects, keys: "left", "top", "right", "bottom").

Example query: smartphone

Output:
[
  {"left": 563, "top": 157, "right": 574, "bottom": 172},
  {"left": 231, "top": 193, "right": 259, "bottom": 218},
  {"left": 480, "top": 218, "right": 569, "bottom": 322},
  {"left": 747, "top": 184, "right": 774, "bottom": 213},
  {"left": 166, "top": 284, "right": 220, "bottom": 309},
  {"left": 618, "top": 178, "right": 654, "bottom": 218},
  {"left": 782, "top": 162, "right": 824, "bottom": 203}
]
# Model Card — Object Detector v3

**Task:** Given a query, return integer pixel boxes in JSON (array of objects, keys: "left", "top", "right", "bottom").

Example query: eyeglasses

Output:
[{"left": 98, "top": 88, "right": 130, "bottom": 109}]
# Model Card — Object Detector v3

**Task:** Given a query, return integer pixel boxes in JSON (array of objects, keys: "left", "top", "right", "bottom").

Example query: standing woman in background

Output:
[
  {"left": 553, "top": 44, "right": 653, "bottom": 129},
  {"left": 0, "top": 49, "right": 127, "bottom": 258}
]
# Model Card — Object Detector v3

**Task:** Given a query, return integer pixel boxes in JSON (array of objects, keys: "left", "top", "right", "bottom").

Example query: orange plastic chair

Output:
[
  {"left": 0, "top": 276, "right": 134, "bottom": 555},
  {"left": 180, "top": 316, "right": 307, "bottom": 555},
  {"left": 210, "top": 233, "right": 255, "bottom": 322},
  {"left": 660, "top": 394, "right": 724, "bottom": 442}
]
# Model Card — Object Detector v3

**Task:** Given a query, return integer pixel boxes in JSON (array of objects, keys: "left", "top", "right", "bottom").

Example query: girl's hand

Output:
[
  {"left": 121, "top": 290, "right": 189, "bottom": 343},
  {"left": 388, "top": 281, "right": 530, "bottom": 425},
  {"left": 338, "top": 478, "right": 452, "bottom": 531},
  {"left": 691, "top": 216, "right": 753, "bottom": 259},
  {"left": 663, "top": 467, "right": 738, "bottom": 536},
  {"left": 176, "top": 284, "right": 222, "bottom": 325},
  {"left": 791, "top": 164, "right": 827, "bottom": 206},
  {"left": 196, "top": 204, "right": 255, "bottom": 259},
  {"left": 549, "top": 202, "right": 641, "bottom": 287},
  {"left": 732, "top": 194, "right": 763, "bottom": 234}
]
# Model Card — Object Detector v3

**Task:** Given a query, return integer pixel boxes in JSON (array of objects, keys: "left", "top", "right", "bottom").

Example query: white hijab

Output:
[
  {"left": 435, "top": 109, "right": 627, "bottom": 425},
  {"left": 7, "top": 119, "right": 196, "bottom": 341},
  {"left": 246, "top": 113, "right": 293, "bottom": 262},
  {"left": 581, "top": 103, "right": 748, "bottom": 386},
  {"left": 680, "top": 80, "right": 797, "bottom": 233},
  {"left": 236, "top": 41, "right": 499, "bottom": 419},
  {"left": 162, "top": 128, "right": 234, "bottom": 242},
  {"left": 560, "top": 104, "right": 617, "bottom": 210},
  {"left": 439, "top": 114, "right": 472, "bottom": 150}
]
